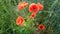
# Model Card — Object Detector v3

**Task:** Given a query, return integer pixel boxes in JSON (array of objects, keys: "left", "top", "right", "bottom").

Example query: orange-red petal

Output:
[
  {"left": 16, "top": 16, "right": 24, "bottom": 26},
  {"left": 30, "top": 13, "right": 36, "bottom": 19},
  {"left": 29, "top": 3, "right": 39, "bottom": 13},
  {"left": 18, "top": 2, "right": 28, "bottom": 10},
  {"left": 38, "top": 24, "right": 45, "bottom": 30},
  {"left": 37, "top": 3, "right": 44, "bottom": 10}
]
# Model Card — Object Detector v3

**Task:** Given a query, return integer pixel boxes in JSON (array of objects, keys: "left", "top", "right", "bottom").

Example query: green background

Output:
[{"left": 0, "top": 0, "right": 60, "bottom": 34}]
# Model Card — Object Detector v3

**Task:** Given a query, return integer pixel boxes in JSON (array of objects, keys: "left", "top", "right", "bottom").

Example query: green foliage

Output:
[{"left": 0, "top": 0, "right": 60, "bottom": 34}]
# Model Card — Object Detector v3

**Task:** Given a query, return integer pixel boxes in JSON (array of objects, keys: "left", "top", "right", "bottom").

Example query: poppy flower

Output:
[
  {"left": 37, "top": 3, "right": 44, "bottom": 10},
  {"left": 30, "top": 13, "right": 36, "bottom": 19},
  {"left": 18, "top": 2, "right": 28, "bottom": 10},
  {"left": 16, "top": 16, "right": 24, "bottom": 26},
  {"left": 29, "top": 3, "right": 39, "bottom": 13},
  {"left": 38, "top": 24, "right": 45, "bottom": 30}
]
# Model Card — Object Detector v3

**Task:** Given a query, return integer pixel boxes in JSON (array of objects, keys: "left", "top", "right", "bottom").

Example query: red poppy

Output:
[
  {"left": 29, "top": 3, "right": 39, "bottom": 13},
  {"left": 38, "top": 24, "right": 45, "bottom": 30},
  {"left": 30, "top": 13, "right": 36, "bottom": 19},
  {"left": 37, "top": 3, "right": 44, "bottom": 10},
  {"left": 16, "top": 16, "right": 24, "bottom": 26},
  {"left": 18, "top": 2, "right": 28, "bottom": 10}
]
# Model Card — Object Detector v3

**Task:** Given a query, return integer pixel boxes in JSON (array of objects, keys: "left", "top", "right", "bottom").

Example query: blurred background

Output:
[{"left": 0, "top": 0, "right": 60, "bottom": 34}]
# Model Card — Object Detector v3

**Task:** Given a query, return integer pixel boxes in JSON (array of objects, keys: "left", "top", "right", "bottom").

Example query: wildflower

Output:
[
  {"left": 18, "top": 2, "right": 28, "bottom": 10},
  {"left": 30, "top": 13, "right": 36, "bottom": 19},
  {"left": 38, "top": 24, "right": 45, "bottom": 30},
  {"left": 16, "top": 16, "right": 24, "bottom": 26},
  {"left": 29, "top": 3, "right": 39, "bottom": 13},
  {"left": 37, "top": 3, "right": 44, "bottom": 10}
]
